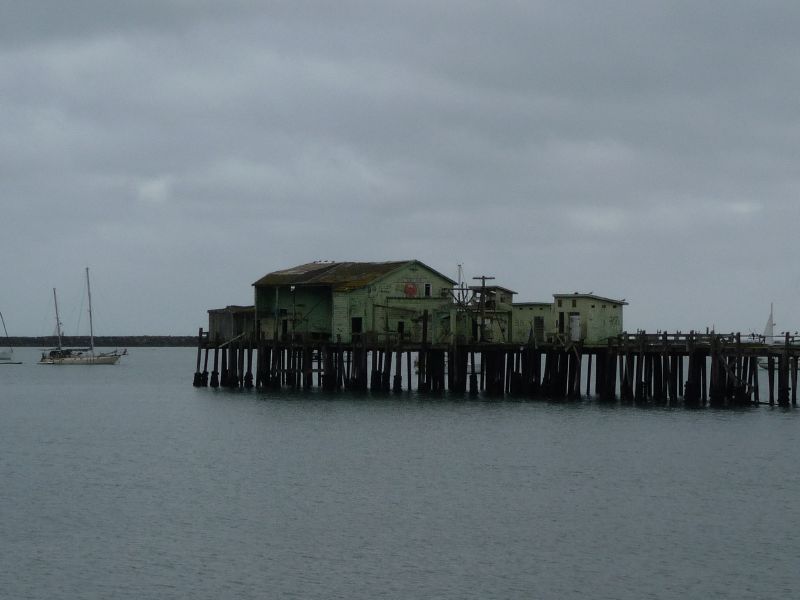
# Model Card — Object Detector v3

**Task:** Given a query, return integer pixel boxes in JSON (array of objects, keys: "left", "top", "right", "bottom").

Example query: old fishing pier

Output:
[{"left": 193, "top": 260, "right": 799, "bottom": 407}]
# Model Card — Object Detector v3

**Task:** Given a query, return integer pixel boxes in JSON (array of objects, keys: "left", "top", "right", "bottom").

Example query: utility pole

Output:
[
  {"left": 450, "top": 264, "right": 473, "bottom": 307},
  {"left": 273, "top": 287, "right": 279, "bottom": 341},
  {"left": 290, "top": 285, "right": 296, "bottom": 339},
  {"left": 472, "top": 275, "right": 495, "bottom": 342}
]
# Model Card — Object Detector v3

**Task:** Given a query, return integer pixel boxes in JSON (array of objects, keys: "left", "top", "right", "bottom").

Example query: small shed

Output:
[
  {"left": 207, "top": 305, "right": 255, "bottom": 343},
  {"left": 551, "top": 293, "right": 627, "bottom": 345},
  {"left": 511, "top": 302, "right": 552, "bottom": 343}
]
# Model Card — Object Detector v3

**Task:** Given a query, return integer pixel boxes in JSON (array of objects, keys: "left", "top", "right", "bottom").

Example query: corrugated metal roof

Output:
[
  {"left": 253, "top": 262, "right": 340, "bottom": 286},
  {"left": 469, "top": 285, "right": 517, "bottom": 295},
  {"left": 553, "top": 292, "right": 628, "bottom": 305},
  {"left": 253, "top": 261, "right": 416, "bottom": 291},
  {"left": 208, "top": 305, "right": 254, "bottom": 314}
]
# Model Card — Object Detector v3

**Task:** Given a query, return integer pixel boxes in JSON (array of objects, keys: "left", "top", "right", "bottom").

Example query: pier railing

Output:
[{"left": 614, "top": 331, "right": 799, "bottom": 349}]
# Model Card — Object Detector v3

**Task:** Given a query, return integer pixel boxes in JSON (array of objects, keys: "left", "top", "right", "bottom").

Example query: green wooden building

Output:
[
  {"left": 253, "top": 261, "right": 457, "bottom": 344},
  {"left": 205, "top": 263, "right": 628, "bottom": 350},
  {"left": 551, "top": 293, "right": 627, "bottom": 344},
  {"left": 511, "top": 302, "right": 552, "bottom": 343}
]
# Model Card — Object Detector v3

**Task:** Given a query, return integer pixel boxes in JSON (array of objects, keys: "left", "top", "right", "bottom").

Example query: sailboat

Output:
[
  {"left": 0, "top": 311, "right": 19, "bottom": 363},
  {"left": 763, "top": 303, "right": 776, "bottom": 345},
  {"left": 39, "top": 268, "right": 126, "bottom": 365},
  {"left": 758, "top": 303, "right": 779, "bottom": 370}
]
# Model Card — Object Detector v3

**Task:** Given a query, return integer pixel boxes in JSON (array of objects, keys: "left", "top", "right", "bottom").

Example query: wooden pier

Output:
[{"left": 192, "top": 330, "right": 799, "bottom": 407}]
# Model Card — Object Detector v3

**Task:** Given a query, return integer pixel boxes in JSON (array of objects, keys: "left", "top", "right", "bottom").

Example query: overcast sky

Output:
[{"left": 2, "top": 1, "right": 799, "bottom": 337}]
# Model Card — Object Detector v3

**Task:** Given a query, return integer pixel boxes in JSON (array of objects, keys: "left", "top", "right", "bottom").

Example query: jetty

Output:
[
  {"left": 192, "top": 328, "right": 798, "bottom": 407},
  {"left": 193, "top": 260, "right": 798, "bottom": 407},
  {"left": 6, "top": 335, "right": 197, "bottom": 347}
]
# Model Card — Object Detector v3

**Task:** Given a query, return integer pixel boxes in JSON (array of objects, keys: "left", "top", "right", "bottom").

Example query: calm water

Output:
[{"left": 1, "top": 347, "right": 798, "bottom": 599}]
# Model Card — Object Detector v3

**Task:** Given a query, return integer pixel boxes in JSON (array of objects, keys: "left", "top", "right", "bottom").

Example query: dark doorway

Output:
[
  {"left": 534, "top": 316, "right": 544, "bottom": 341},
  {"left": 351, "top": 317, "right": 363, "bottom": 337}
]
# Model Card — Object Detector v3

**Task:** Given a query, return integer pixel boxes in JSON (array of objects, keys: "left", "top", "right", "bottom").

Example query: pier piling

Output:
[{"left": 192, "top": 329, "right": 798, "bottom": 406}]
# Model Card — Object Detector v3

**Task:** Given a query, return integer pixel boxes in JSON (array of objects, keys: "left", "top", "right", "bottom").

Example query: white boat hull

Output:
[{"left": 39, "top": 350, "right": 125, "bottom": 365}]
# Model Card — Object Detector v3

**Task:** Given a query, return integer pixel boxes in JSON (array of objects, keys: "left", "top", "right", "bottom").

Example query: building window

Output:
[
  {"left": 571, "top": 299, "right": 576, "bottom": 308},
  {"left": 424, "top": 283, "right": 432, "bottom": 297},
  {"left": 557, "top": 299, "right": 562, "bottom": 307}
]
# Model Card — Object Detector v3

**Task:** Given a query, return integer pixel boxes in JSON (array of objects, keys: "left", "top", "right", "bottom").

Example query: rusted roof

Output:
[
  {"left": 253, "top": 260, "right": 436, "bottom": 291},
  {"left": 254, "top": 260, "right": 457, "bottom": 291},
  {"left": 253, "top": 262, "right": 341, "bottom": 287}
]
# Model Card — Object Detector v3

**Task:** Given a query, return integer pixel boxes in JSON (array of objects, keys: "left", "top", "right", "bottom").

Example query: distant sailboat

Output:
[
  {"left": 763, "top": 303, "right": 776, "bottom": 345},
  {"left": 39, "top": 268, "right": 126, "bottom": 365},
  {"left": 0, "top": 311, "right": 19, "bottom": 363},
  {"left": 758, "top": 303, "right": 779, "bottom": 370}
]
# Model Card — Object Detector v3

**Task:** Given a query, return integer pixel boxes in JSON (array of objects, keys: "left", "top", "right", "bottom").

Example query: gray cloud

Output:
[{"left": 2, "top": 1, "right": 799, "bottom": 335}]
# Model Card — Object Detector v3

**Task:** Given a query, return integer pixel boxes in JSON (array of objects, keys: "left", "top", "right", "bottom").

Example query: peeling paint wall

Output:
[
  {"left": 552, "top": 296, "right": 624, "bottom": 344},
  {"left": 333, "top": 263, "right": 454, "bottom": 343}
]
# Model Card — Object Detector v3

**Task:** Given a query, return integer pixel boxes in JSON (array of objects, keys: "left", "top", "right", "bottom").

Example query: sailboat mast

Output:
[
  {"left": 86, "top": 267, "right": 95, "bottom": 354},
  {"left": 53, "top": 288, "right": 63, "bottom": 349},
  {"left": 0, "top": 311, "right": 11, "bottom": 352}
]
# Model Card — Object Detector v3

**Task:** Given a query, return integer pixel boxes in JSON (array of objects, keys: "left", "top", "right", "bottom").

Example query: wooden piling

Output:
[
  {"left": 585, "top": 352, "right": 592, "bottom": 398},
  {"left": 469, "top": 350, "right": 478, "bottom": 395},
  {"left": 220, "top": 346, "right": 228, "bottom": 388},
  {"left": 210, "top": 345, "right": 220, "bottom": 388},
  {"left": 768, "top": 356, "right": 775, "bottom": 406},
  {"left": 193, "top": 327, "right": 204, "bottom": 387},
  {"left": 382, "top": 344, "right": 392, "bottom": 391},
  {"left": 244, "top": 342, "right": 254, "bottom": 388},
  {"left": 406, "top": 350, "right": 412, "bottom": 392},
  {"left": 202, "top": 344, "right": 210, "bottom": 387},
  {"left": 393, "top": 343, "right": 402, "bottom": 392},
  {"left": 778, "top": 334, "right": 790, "bottom": 406}
]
